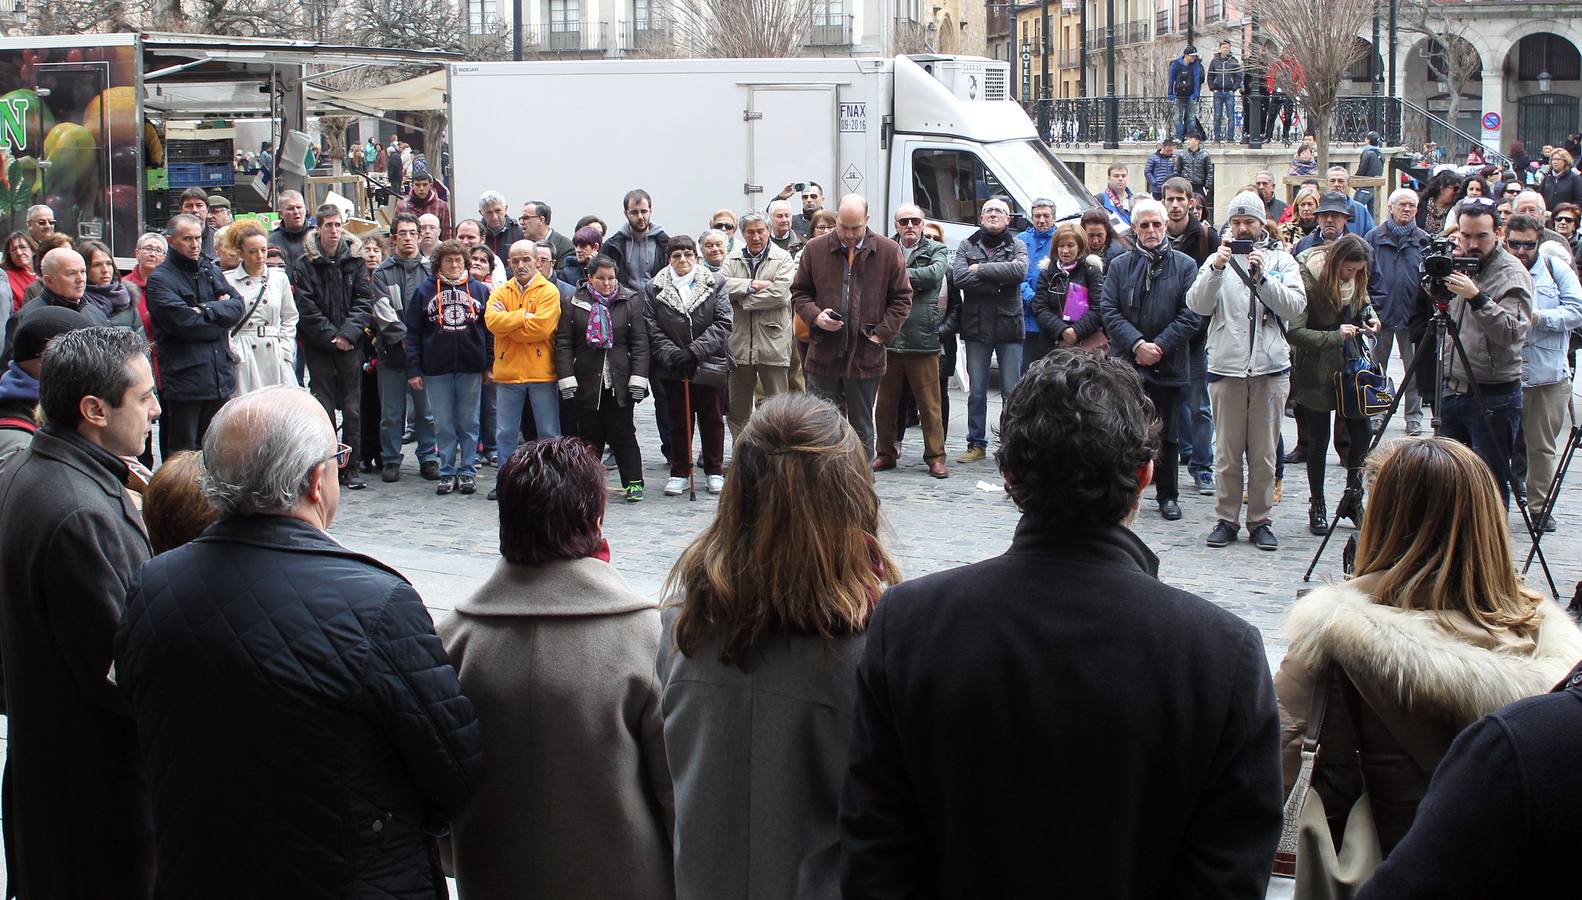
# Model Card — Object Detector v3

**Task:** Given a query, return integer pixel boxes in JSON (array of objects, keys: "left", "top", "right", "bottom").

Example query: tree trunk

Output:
[{"left": 1314, "top": 110, "right": 1332, "bottom": 175}]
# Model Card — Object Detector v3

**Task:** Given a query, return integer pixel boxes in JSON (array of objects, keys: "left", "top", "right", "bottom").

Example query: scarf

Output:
[
  {"left": 1385, "top": 218, "right": 1418, "bottom": 243},
  {"left": 86, "top": 280, "right": 133, "bottom": 315},
  {"left": 1134, "top": 241, "right": 1169, "bottom": 295},
  {"left": 979, "top": 228, "right": 1012, "bottom": 248},
  {"left": 6, "top": 267, "right": 35, "bottom": 313},
  {"left": 1059, "top": 259, "right": 1092, "bottom": 321},
  {"left": 585, "top": 283, "right": 617, "bottom": 350}
]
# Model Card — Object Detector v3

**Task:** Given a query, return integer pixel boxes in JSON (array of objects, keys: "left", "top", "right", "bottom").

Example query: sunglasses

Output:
[
  {"left": 713, "top": 222, "right": 736, "bottom": 231},
  {"left": 1506, "top": 239, "right": 1539, "bottom": 250},
  {"left": 1556, "top": 217, "right": 1578, "bottom": 224},
  {"left": 330, "top": 442, "right": 352, "bottom": 468},
  {"left": 895, "top": 217, "right": 923, "bottom": 226},
  {"left": 1133, "top": 221, "right": 1165, "bottom": 230}
]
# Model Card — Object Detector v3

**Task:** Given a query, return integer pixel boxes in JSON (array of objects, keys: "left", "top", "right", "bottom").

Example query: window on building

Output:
[
  {"left": 468, "top": 0, "right": 497, "bottom": 34},
  {"left": 550, "top": 0, "right": 580, "bottom": 31},
  {"left": 814, "top": 0, "right": 844, "bottom": 27},
  {"left": 1517, "top": 33, "right": 1581, "bottom": 82},
  {"left": 911, "top": 148, "right": 1016, "bottom": 226}
]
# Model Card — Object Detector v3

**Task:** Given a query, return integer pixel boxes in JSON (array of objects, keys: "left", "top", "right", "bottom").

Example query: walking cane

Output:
[{"left": 683, "top": 378, "right": 697, "bottom": 501}]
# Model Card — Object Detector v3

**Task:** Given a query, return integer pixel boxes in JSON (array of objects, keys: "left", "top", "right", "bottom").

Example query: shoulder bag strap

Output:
[
  {"left": 1273, "top": 660, "right": 1334, "bottom": 876},
  {"left": 230, "top": 279, "right": 272, "bottom": 338}
]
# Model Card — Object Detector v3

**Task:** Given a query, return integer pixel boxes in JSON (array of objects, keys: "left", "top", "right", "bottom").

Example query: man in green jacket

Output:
[{"left": 874, "top": 204, "right": 950, "bottom": 477}]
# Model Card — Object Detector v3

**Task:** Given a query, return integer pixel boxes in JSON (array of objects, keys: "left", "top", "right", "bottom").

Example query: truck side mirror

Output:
[{"left": 1009, "top": 213, "right": 1031, "bottom": 233}]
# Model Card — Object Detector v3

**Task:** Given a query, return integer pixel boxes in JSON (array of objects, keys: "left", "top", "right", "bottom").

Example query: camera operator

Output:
[
  {"left": 1413, "top": 197, "right": 1533, "bottom": 508},
  {"left": 1505, "top": 213, "right": 1582, "bottom": 531}
]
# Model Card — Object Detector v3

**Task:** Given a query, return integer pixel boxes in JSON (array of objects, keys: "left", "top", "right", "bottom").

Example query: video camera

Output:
[{"left": 1421, "top": 236, "right": 1483, "bottom": 281}]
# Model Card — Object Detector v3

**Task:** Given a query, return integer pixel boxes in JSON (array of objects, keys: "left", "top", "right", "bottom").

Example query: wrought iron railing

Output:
[
  {"left": 807, "top": 13, "right": 854, "bottom": 47},
  {"left": 618, "top": 18, "right": 672, "bottom": 53},
  {"left": 526, "top": 20, "right": 613, "bottom": 53},
  {"left": 1084, "top": 20, "right": 1150, "bottom": 49}
]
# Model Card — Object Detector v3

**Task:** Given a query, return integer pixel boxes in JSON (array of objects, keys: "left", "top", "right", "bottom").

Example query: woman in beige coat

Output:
[
  {"left": 1275, "top": 436, "right": 1582, "bottom": 856},
  {"left": 438, "top": 437, "right": 673, "bottom": 899},
  {"left": 224, "top": 221, "right": 297, "bottom": 394}
]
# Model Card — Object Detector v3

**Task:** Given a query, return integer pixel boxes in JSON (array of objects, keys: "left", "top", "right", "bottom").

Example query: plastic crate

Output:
[
  {"left": 166, "top": 138, "right": 234, "bottom": 165},
  {"left": 167, "top": 162, "right": 235, "bottom": 188}
]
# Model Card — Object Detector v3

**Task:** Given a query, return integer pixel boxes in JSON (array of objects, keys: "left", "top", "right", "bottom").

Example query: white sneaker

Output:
[
  {"left": 707, "top": 474, "right": 725, "bottom": 494},
  {"left": 664, "top": 476, "right": 687, "bottom": 496}
]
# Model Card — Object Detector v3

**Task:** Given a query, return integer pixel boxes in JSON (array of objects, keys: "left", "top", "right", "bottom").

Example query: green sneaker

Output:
[{"left": 624, "top": 481, "right": 645, "bottom": 503}]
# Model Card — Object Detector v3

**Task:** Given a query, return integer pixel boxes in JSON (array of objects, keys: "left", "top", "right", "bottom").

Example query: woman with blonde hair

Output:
[
  {"left": 1030, "top": 222, "right": 1106, "bottom": 352},
  {"left": 1276, "top": 436, "right": 1582, "bottom": 858},
  {"left": 1278, "top": 183, "right": 1321, "bottom": 246},
  {"left": 657, "top": 392, "right": 899, "bottom": 899},
  {"left": 1289, "top": 232, "right": 1377, "bottom": 533},
  {"left": 224, "top": 220, "right": 298, "bottom": 394}
]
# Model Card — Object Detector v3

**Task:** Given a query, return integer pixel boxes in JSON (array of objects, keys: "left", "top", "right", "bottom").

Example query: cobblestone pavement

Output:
[{"left": 333, "top": 377, "right": 1582, "bottom": 672}]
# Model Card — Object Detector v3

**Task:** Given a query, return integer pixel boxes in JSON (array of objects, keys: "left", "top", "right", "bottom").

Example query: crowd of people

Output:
[{"left": 0, "top": 134, "right": 1579, "bottom": 897}]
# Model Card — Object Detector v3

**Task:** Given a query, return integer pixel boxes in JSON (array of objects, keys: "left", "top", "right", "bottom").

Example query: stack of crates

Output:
[{"left": 166, "top": 137, "right": 236, "bottom": 191}]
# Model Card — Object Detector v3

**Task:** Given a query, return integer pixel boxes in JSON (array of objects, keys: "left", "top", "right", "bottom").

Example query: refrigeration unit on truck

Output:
[{"left": 448, "top": 54, "right": 1095, "bottom": 248}]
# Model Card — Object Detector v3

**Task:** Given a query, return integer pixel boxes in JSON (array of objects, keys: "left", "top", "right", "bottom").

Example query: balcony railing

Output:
[
  {"left": 526, "top": 20, "right": 614, "bottom": 53},
  {"left": 618, "top": 18, "right": 672, "bottom": 53},
  {"left": 1085, "top": 20, "right": 1149, "bottom": 50},
  {"left": 807, "top": 13, "right": 853, "bottom": 47}
]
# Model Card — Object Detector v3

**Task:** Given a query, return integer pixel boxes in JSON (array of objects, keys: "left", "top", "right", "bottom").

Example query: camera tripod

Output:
[
  {"left": 1304, "top": 291, "right": 1560, "bottom": 602},
  {"left": 1522, "top": 423, "right": 1580, "bottom": 577}
]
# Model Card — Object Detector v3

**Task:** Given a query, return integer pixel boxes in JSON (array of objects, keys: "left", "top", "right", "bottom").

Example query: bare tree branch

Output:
[
  {"left": 671, "top": 0, "right": 818, "bottom": 58},
  {"left": 1397, "top": 0, "right": 1482, "bottom": 138},
  {"left": 30, "top": 0, "right": 131, "bottom": 34},
  {"left": 1240, "top": 0, "right": 1373, "bottom": 170}
]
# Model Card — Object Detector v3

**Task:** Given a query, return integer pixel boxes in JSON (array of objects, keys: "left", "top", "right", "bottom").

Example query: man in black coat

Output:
[
  {"left": 840, "top": 348, "right": 1282, "bottom": 899},
  {"left": 0, "top": 246, "right": 109, "bottom": 366},
  {"left": 946, "top": 196, "right": 1029, "bottom": 463},
  {"left": 0, "top": 327, "right": 162, "bottom": 899},
  {"left": 292, "top": 203, "right": 377, "bottom": 488},
  {"left": 145, "top": 213, "right": 246, "bottom": 453},
  {"left": 1100, "top": 197, "right": 1201, "bottom": 520},
  {"left": 113, "top": 385, "right": 483, "bottom": 899}
]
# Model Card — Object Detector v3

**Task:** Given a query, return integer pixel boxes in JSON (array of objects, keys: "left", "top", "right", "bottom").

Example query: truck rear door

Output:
[{"left": 746, "top": 85, "right": 836, "bottom": 211}]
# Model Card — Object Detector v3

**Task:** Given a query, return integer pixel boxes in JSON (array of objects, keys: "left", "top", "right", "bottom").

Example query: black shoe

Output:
[
  {"left": 487, "top": 487, "right": 498, "bottom": 501},
  {"left": 359, "top": 459, "right": 378, "bottom": 473},
  {"left": 1541, "top": 514, "right": 1558, "bottom": 533},
  {"left": 1206, "top": 520, "right": 1238, "bottom": 547},
  {"left": 1283, "top": 446, "right": 1307, "bottom": 464},
  {"left": 436, "top": 476, "right": 455, "bottom": 495},
  {"left": 1251, "top": 523, "right": 1279, "bottom": 551},
  {"left": 458, "top": 475, "right": 477, "bottom": 495},
  {"left": 340, "top": 471, "right": 367, "bottom": 490},
  {"left": 381, "top": 463, "right": 400, "bottom": 483},
  {"left": 1159, "top": 499, "right": 1182, "bottom": 521},
  {"left": 420, "top": 460, "right": 440, "bottom": 481},
  {"left": 1308, "top": 497, "right": 1328, "bottom": 535}
]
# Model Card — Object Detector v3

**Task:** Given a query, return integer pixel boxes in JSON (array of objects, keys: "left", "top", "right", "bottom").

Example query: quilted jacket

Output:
[{"left": 113, "top": 515, "right": 483, "bottom": 900}]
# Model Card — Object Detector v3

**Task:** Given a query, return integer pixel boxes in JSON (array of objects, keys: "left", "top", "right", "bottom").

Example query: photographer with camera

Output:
[
  {"left": 1412, "top": 197, "right": 1533, "bottom": 508},
  {"left": 1505, "top": 214, "right": 1582, "bottom": 532},
  {"left": 1187, "top": 191, "right": 1307, "bottom": 550}
]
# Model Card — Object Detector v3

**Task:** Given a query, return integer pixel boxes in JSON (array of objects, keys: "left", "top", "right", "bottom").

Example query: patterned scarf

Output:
[{"left": 585, "top": 283, "right": 616, "bottom": 349}]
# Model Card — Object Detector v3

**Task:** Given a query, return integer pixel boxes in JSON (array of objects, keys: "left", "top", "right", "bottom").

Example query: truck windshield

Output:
[{"left": 986, "top": 140, "right": 1096, "bottom": 221}]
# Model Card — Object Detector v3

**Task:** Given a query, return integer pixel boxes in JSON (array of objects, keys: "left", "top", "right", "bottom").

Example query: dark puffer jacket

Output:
[
  {"left": 113, "top": 515, "right": 483, "bottom": 900},
  {"left": 144, "top": 252, "right": 247, "bottom": 401},
  {"left": 554, "top": 284, "right": 651, "bottom": 408},
  {"left": 948, "top": 228, "right": 1029, "bottom": 344},
  {"left": 292, "top": 231, "right": 377, "bottom": 352},
  {"left": 1099, "top": 245, "right": 1201, "bottom": 386},
  {"left": 645, "top": 265, "right": 733, "bottom": 386}
]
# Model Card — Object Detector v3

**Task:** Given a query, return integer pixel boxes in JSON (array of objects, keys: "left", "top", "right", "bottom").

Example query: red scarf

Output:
[{"left": 7, "top": 268, "right": 35, "bottom": 313}]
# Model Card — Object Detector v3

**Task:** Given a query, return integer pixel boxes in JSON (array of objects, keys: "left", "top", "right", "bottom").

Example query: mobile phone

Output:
[
  {"left": 827, "top": 310, "right": 844, "bottom": 321},
  {"left": 792, "top": 181, "right": 807, "bottom": 193},
  {"left": 1230, "top": 239, "right": 1254, "bottom": 255}
]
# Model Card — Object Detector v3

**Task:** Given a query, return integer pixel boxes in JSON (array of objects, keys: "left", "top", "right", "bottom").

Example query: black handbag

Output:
[{"left": 1335, "top": 327, "right": 1394, "bottom": 421}]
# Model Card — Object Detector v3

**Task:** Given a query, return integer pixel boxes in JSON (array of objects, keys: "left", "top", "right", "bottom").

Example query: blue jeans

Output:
[
  {"left": 1178, "top": 338, "right": 1214, "bottom": 478},
  {"left": 1441, "top": 386, "right": 1523, "bottom": 508},
  {"left": 1175, "top": 97, "right": 1197, "bottom": 139},
  {"left": 426, "top": 372, "right": 483, "bottom": 477},
  {"left": 495, "top": 381, "right": 562, "bottom": 468},
  {"left": 377, "top": 366, "right": 436, "bottom": 466},
  {"left": 1213, "top": 92, "right": 1236, "bottom": 142},
  {"left": 964, "top": 340, "right": 1023, "bottom": 448}
]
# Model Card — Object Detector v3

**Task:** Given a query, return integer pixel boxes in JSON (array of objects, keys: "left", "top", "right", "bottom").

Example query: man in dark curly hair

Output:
[{"left": 840, "top": 347, "right": 1283, "bottom": 898}]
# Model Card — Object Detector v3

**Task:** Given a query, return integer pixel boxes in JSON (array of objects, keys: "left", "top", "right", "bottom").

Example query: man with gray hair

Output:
[
  {"left": 0, "top": 326, "right": 161, "bottom": 898},
  {"left": 2, "top": 246, "right": 108, "bottom": 365},
  {"left": 113, "top": 385, "right": 482, "bottom": 897},
  {"left": 722, "top": 209, "right": 796, "bottom": 439},
  {"left": 478, "top": 190, "right": 522, "bottom": 262},
  {"left": 948, "top": 196, "right": 1029, "bottom": 464},
  {"left": 1365, "top": 187, "right": 1429, "bottom": 434},
  {"left": 767, "top": 199, "right": 804, "bottom": 254},
  {"left": 25, "top": 203, "right": 55, "bottom": 246},
  {"left": 146, "top": 213, "right": 247, "bottom": 452},
  {"left": 1512, "top": 190, "right": 1577, "bottom": 270},
  {"left": 267, "top": 189, "right": 312, "bottom": 269}
]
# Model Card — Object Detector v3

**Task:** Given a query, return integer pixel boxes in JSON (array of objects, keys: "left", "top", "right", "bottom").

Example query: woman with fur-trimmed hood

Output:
[{"left": 1275, "top": 436, "right": 1582, "bottom": 856}]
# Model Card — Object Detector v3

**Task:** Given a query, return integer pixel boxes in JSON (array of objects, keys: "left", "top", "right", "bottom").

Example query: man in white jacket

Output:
[{"left": 1187, "top": 190, "right": 1307, "bottom": 550}]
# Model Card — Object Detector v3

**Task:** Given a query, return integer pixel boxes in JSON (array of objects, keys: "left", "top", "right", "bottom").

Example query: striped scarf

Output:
[{"left": 585, "top": 283, "right": 616, "bottom": 349}]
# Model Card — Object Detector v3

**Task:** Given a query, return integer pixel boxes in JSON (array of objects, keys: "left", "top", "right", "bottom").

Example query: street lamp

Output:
[{"left": 1538, "top": 70, "right": 1553, "bottom": 93}]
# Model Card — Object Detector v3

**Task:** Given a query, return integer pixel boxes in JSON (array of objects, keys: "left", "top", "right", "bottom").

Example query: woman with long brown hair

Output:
[
  {"left": 1275, "top": 436, "right": 1582, "bottom": 859},
  {"left": 1289, "top": 232, "right": 1378, "bottom": 533},
  {"left": 657, "top": 392, "right": 899, "bottom": 900}
]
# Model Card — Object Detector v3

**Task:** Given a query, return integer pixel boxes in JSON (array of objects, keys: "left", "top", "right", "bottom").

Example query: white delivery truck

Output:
[{"left": 447, "top": 54, "right": 1096, "bottom": 248}]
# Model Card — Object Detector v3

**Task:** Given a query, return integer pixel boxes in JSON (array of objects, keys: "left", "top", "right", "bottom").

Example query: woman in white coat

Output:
[{"left": 225, "top": 220, "right": 298, "bottom": 394}]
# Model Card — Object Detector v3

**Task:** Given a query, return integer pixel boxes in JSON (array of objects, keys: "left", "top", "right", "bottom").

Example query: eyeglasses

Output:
[
  {"left": 137, "top": 245, "right": 166, "bottom": 254},
  {"left": 329, "top": 442, "right": 352, "bottom": 469},
  {"left": 1505, "top": 239, "right": 1539, "bottom": 250},
  {"left": 1556, "top": 217, "right": 1578, "bottom": 225},
  {"left": 1133, "top": 221, "right": 1165, "bottom": 230},
  {"left": 30, "top": 219, "right": 55, "bottom": 227},
  {"left": 713, "top": 222, "right": 736, "bottom": 231},
  {"left": 520, "top": 214, "right": 544, "bottom": 221},
  {"left": 895, "top": 217, "right": 923, "bottom": 226}
]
